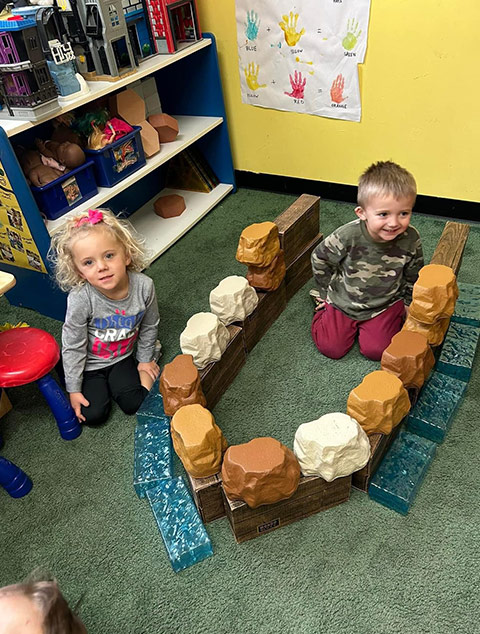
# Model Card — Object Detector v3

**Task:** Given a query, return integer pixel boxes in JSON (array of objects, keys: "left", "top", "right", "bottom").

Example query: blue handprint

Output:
[{"left": 245, "top": 10, "right": 260, "bottom": 41}]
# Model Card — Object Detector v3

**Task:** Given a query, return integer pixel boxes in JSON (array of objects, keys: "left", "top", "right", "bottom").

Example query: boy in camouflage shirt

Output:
[{"left": 311, "top": 161, "right": 423, "bottom": 361}]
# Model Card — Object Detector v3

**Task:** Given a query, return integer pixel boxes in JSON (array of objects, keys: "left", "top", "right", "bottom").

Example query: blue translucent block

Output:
[
  {"left": 137, "top": 379, "right": 167, "bottom": 422},
  {"left": 436, "top": 321, "right": 480, "bottom": 382},
  {"left": 452, "top": 283, "right": 480, "bottom": 326},
  {"left": 368, "top": 431, "right": 437, "bottom": 515},
  {"left": 406, "top": 371, "right": 467, "bottom": 443},
  {"left": 134, "top": 416, "right": 173, "bottom": 498},
  {"left": 147, "top": 477, "right": 213, "bottom": 572}
]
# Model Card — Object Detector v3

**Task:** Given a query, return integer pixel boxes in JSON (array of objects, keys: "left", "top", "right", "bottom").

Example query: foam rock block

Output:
[
  {"left": 147, "top": 112, "right": 179, "bottom": 142},
  {"left": 246, "top": 250, "right": 286, "bottom": 292},
  {"left": 347, "top": 370, "right": 411, "bottom": 435},
  {"left": 180, "top": 312, "right": 230, "bottom": 370},
  {"left": 293, "top": 413, "right": 370, "bottom": 482},
  {"left": 154, "top": 194, "right": 186, "bottom": 218},
  {"left": 209, "top": 275, "right": 259, "bottom": 325},
  {"left": 159, "top": 354, "right": 207, "bottom": 416},
  {"left": 236, "top": 222, "right": 281, "bottom": 267},
  {"left": 171, "top": 404, "right": 228, "bottom": 478},
  {"left": 221, "top": 437, "right": 301, "bottom": 508},
  {"left": 381, "top": 330, "right": 435, "bottom": 390},
  {"left": 402, "top": 314, "right": 450, "bottom": 347},
  {"left": 409, "top": 264, "right": 459, "bottom": 324}
]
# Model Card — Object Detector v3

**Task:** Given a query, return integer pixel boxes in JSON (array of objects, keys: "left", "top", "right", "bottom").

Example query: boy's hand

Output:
[
  {"left": 138, "top": 360, "right": 160, "bottom": 382},
  {"left": 70, "top": 392, "right": 89, "bottom": 423}
]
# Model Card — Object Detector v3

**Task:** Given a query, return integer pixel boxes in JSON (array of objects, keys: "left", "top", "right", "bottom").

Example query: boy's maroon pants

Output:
[{"left": 311, "top": 300, "right": 405, "bottom": 361}]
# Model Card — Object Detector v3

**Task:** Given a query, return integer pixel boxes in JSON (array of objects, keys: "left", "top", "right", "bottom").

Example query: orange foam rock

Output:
[
  {"left": 246, "top": 250, "right": 286, "bottom": 291},
  {"left": 402, "top": 314, "right": 450, "bottom": 347},
  {"left": 236, "top": 222, "right": 281, "bottom": 267},
  {"left": 154, "top": 194, "right": 186, "bottom": 218},
  {"left": 147, "top": 113, "right": 179, "bottom": 142},
  {"left": 109, "top": 88, "right": 145, "bottom": 125},
  {"left": 381, "top": 330, "right": 435, "bottom": 391},
  {"left": 221, "top": 437, "right": 301, "bottom": 509},
  {"left": 409, "top": 264, "right": 459, "bottom": 324},
  {"left": 347, "top": 370, "right": 411, "bottom": 436},
  {"left": 171, "top": 404, "right": 228, "bottom": 478},
  {"left": 159, "top": 354, "right": 207, "bottom": 417}
]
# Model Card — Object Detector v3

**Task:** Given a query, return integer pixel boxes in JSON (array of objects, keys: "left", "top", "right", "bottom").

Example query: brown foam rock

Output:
[
  {"left": 209, "top": 275, "right": 259, "bottom": 324},
  {"left": 246, "top": 250, "right": 286, "bottom": 291},
  {"left": 409, "top": 264, "right": 459, "bottom": 324},
  {"left": 402, "top": 314, "right": 450, "bottom": 347},
  {"left": 221, "top": 437, "right": 301, "bottom": 508},
  {"left": 148, "top": 113, "right": 179, "bottom": 142},
  {"left": 171, "top": 404, "right": 228, "bottom": 478},
  {"left": 159, "top": 354, "right": 207, "bottom": 416},
  {"left": 347, "top": 370, "right": 411, "bottom": 435},
  {"left": 109, "top": 88, "right": 145, "bottom": 125},
  {"left": 236, "top": 222, "right": 281, "bottom": 267},
  {"left": 154, "top": 194, "right": 186, "bottom": 218},
  {"left": 138, "top": 119, "right": 160, "bottom": 157},
  {"left": 381, "top": 330, "right": 435, "bottom": 390}
]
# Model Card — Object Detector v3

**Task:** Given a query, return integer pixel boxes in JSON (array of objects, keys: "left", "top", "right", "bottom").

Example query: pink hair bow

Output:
[{"left": 74, "top": 209, "right": 103, "bottom": 227}]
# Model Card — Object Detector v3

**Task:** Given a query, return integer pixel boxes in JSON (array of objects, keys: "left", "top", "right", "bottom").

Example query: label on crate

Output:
[
  {"left": 257, "top": 518, "right": 280, "bottom": 534},
  {"left": 113, "top": 140, "right": 138, "bottom": 173},
  {"left": 61, "top": 176, "right": 81, "bottom": 206}
]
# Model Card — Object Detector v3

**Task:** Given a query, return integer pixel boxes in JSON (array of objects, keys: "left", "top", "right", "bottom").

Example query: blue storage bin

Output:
[
  {"left": 31, "top": 160, "right": 97, "bottom": 221},
  {"left": 84, "top": 126, "right": 146, "bottom": 187}
]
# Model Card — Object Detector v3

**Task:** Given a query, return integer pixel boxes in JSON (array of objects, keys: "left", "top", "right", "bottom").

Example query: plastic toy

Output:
[
  {"left": 143, "top": 0, "right": 201, "bottom": 54},
  {"left": 35, "top": 138, "right": 86, "bottom": 169},
  {"left": 0, "top": 455, "right": 33, "bottom": 498},
  {"left": 16, "top": 147, "right": 64, "bottom": 186},
  {"left": 123, "top": 0, "right": 156, "bottom": 61}
]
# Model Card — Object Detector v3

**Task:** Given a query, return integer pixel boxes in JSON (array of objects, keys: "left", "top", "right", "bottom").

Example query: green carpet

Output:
[{"left": 1, "top": 189, "right": 479, "bottom": 634}]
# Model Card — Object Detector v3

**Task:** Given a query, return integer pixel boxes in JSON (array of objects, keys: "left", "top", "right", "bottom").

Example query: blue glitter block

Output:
[
  {"left": 368, "top": 431, "right": 437, "bottom": 515},
  {"left": 134, "top": 416, "right": 173, "bottom": 498},
  {"left": 147, "top": 477, "right": 213, "bottom": 572},
  {"left": 451, "top": 283, "right": 480, "bottom": 326},
  {"left": 436, "top": 321, "right": 480, "bottom": 382},
  {"left": 406, "top": 371, "right": 467, "bottom": 443},
  {"left": 137, "top": 379, "right": 167, "bottom": 422}
]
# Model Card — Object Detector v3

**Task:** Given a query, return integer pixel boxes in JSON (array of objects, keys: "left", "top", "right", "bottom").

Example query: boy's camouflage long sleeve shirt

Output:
[{"left": 311, "top": 219, "right": 424, "bottom": 321}]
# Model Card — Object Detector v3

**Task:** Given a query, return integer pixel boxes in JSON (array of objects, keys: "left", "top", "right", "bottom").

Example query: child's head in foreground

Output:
[
  {"left": 0, "top": 577, "right": 86, "bottom": 634},
  {"left": 355, "top": 161, "right": 417, "bottom": 243},
  {"left": 49, "top": 208, "right": 147, "bottom": 293}
]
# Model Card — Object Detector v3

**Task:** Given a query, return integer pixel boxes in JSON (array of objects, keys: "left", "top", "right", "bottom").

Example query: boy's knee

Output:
[
  {"left": 359, "top": 341, "right": 384, "bottom": 361},
  {"left": 313, "top": 336, "right": 352, "bottom": 359},
  {"left": 115, "top": 387, "right": 148, "bottom": 415}
]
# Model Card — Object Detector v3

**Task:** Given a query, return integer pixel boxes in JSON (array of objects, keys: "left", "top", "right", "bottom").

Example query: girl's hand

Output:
[
  {"left": 138, "top": 360, "right": 160, "bottom": 382},
  {"left": 70, "top": 392, "right": 89, "bottom": 423}
]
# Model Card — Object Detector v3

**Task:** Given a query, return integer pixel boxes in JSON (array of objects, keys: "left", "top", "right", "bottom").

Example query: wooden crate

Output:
[
  {"left": 200, "top": 325, "right": 246, "bottom": 410},
  {"left": 187, "top": 472, "right": 225, "bottom": 523},
  {"left": 222, "top": 474, "right": 351, "bottom": 543},
  {"left": 274, "top": 194, "right": 321, "bottom": 268},
  {"left": 239, "top": 282, "right": 287, "bottom": 353},
  {"left": 352, "top": 425, "right": 401, "bottom": 491},
  {"left": 285, "top": 233, "right": 323, "bottom": 301}
]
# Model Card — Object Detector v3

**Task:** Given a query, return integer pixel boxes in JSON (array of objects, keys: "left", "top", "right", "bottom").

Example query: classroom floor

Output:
[{"left": 1, "top": 188, "right": 479, "bottom": 634}]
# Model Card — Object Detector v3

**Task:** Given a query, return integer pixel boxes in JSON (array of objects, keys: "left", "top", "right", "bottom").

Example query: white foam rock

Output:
[
  {"left": 180, "top": 312, "right": 230, "bottom": 370},
  {"left": 293, "top": 412, "right": 371, "bottom": 482},
  {"left": 209, "top": 275, "right": 259, "bottom": 325}
]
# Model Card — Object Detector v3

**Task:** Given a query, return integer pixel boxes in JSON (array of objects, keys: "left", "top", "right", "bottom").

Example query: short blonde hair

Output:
[
  {"left": 48, "top": 208, "right": 148, "bottom": 292},
  {"left": 357, "top": 161, "right": 417, "bottom": 208}
]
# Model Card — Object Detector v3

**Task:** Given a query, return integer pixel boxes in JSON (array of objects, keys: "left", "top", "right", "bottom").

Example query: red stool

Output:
[{"left": 0, "top": 327, "right": 81, "bottom": 441}]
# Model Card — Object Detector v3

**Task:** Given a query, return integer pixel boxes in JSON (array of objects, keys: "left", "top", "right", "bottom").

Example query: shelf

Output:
[
  {"left": 132, "top": 184, "right": 233, "bottom": 266},
  {"left": 46, "top": 115, "right": 223, "bottom": 235},
  {"left": 0, "top": 38, "right": 211, "bottom": 138}
]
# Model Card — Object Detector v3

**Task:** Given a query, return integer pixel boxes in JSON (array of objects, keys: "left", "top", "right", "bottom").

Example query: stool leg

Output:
[
  {"left": 0, "top": 456, "right": 33, "bottom": 498},
  {"left": 36, "top": 374, "right": 82, "bottom": 441}
]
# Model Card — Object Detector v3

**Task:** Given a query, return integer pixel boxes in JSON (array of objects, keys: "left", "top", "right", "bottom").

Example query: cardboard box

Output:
[
  {"left": 274, "top": 194, "right": 320, "bottom": 268},
  {"left": 187, "top": 471, "right": 225, "bottom": 523},
  {"left": 285, "top": 233, "right": 323, "bottom": 301}
]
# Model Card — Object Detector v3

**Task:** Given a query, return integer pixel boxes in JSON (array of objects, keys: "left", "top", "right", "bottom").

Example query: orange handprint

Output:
[{"left": 330, "top": 74, "right": 347, "bottom": 104}]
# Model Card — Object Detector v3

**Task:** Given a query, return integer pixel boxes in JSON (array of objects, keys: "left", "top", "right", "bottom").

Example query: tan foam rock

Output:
[
  {"left": 159, "top": 354, "right": 207, "bottom": 416},
  {"left": 109, "top": 88, "right": 145, "bottom": 124},
  {"left": 138, "top": 119, "right": 160, "bottom": 157},
  {"left": 381, "top": 330, "right": 435, "bottom": 390},
  {"left": 293, "top": 413, "right": 370, "bottom": 481},
  {"left": 154, "top": 194, "right": 186, "bottom": 218},
  {"left": 209, "top": 275, "right": 259, "bottom": 325},
  {"left": 347, "top": 370, "right": 411, "bottom": 436},
  {"left": 246, "top": 250, "right": 286, "bottom": 291},
  {"left": 403, "top": 314, "right": 450, "bottom": 347},
  {"left": 180, "top": 312, "right": 230, "bottom": 370},
  {"left": 221, "top": 437, "right": 301, "bottom": 508},
  {"left": 171, "top": 404, "right": 228, "bottom": 478},
  {"left": 409, "top": 264, "right": 459, "bottom": 324},
  {"left": 147, "top": 113, "right": 179, "bottom": 142},
  {"left": 236, "top": 222, "right": 281, "bottom": 267}
]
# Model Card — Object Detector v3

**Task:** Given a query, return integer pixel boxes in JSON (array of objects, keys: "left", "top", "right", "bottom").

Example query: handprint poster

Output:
[{"left": 236, "top": 0, "right": 371, "bottom": 122}]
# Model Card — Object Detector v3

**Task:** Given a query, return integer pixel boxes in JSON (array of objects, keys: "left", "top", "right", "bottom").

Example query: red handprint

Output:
[
  {"left": 330, "top": 74, "right": 347, "bottom": 104},
  {"left": 284, "top": 70, "right": 306, "bottom": 99}
]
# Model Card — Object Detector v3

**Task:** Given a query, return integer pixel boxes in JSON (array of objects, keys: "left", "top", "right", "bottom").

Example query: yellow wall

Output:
[{"left": 197, "top": 1, "right": 480, "bottom": 202}]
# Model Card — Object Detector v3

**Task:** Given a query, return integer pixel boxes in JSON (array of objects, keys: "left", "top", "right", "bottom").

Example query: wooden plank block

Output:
[
  {"left": 222, "top": 474, "right": 351, "bottom": 543},
  {"left": 186, "top": 472, "right": 225, "bottom": 523},
  {"left": 238, "top": 282, "right": 287, "bottom": 353},
  {"left": 274, "top": 194, "right": 320, "bottom": 267},
  {"left": 430, "top": 221, "right": 470, "bottom": 274},
  {"left": 285, "top": 233, "right": 323, "bottom": 301},
  {"left": 199, "top": 325, "right": 246, "bottom": 409},
  {"left": 0, "top": 388, "right": 12, "bottom": 419},
  {"left": 352, "top": 425, "right": 401, "bottom": 491}
]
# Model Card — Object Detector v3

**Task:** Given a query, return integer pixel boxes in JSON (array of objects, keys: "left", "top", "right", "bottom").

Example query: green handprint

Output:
[
  {"left": 342, "top": 18, "right": 361, "bottom": 51},
  {"left": 279, "top": 11, "right": 305, "bottom": 47}
]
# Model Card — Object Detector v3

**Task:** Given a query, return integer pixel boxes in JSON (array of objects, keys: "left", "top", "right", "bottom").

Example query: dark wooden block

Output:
[
  {"left": 274, "top": 194, "right": 320, "bottom": 268},
  {"left": 285, "top": 233, "right": 323, "bottom": 301},
  {"left": 199, "top": 325, "right": 246, "bottom": 409},
  {"left": 352, "top": 425, "right": 402, "bottom": 491},
  {"left": 430, "top": 221, "right": 470, "bottom": 275},
  {"left": 187, "top": 472, "right": 225, "bottom": 523},
  {"left": 222, "top": 474, "right": 351, "bottom": 543},
  {"left": 237, "top": 282, "right": 287, "bottom": 353}
]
